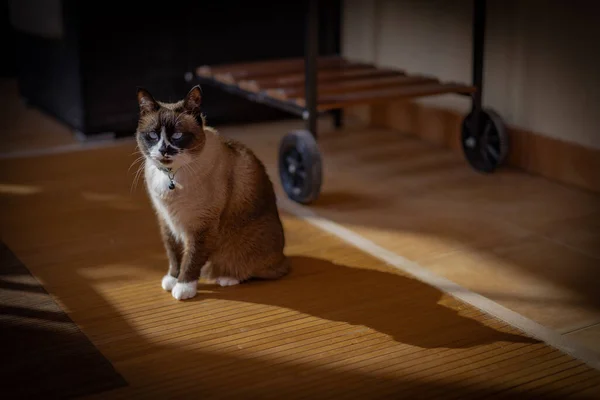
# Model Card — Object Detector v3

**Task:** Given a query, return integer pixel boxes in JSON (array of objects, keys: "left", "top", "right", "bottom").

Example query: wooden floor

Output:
[
  {"left": 1, "top": 134, "right": 600, "bottom": 398},
  {"left": 222, "top": 118, "right": 600, "bottom": 355}
]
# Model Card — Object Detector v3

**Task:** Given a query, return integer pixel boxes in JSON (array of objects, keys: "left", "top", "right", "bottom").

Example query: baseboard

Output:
[{"left": 345, "top": 101, "right": 600, "bottom": 194}]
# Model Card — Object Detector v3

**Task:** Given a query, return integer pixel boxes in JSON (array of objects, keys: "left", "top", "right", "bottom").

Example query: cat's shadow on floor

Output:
[{"left": 198, "top": 255, "right": 538, "bottom": 349}]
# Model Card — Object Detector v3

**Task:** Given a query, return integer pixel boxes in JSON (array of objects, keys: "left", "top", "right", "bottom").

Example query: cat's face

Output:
[{"left": 135, "top": 86, "right": 206, "bottom": 170}]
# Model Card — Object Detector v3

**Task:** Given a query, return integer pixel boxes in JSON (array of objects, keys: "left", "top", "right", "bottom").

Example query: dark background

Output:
[{"left": 3, "top": 0, "right": 341, "bottom": 138}]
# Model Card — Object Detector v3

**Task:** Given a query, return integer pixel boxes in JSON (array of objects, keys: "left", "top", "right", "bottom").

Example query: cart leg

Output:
[
  {"left": 470, "top": 0, "right": 486, "bottom": 137},
  {"left": 305, "top": 0, "right": 319, "bottom": 139},
  {"left": 333, "top": 109, "right": 343, "bottom": 128},
  {"left": 322, "top": 0, "right": 343, "bottom": 130},
  {"left": 461, "top": 0, "right": 508, "bottom": 173}
]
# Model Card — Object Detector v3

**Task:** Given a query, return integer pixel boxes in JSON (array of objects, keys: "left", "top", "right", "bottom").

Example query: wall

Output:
[{"left": 342, "top": 0, "right": 600, "bottom": 151}]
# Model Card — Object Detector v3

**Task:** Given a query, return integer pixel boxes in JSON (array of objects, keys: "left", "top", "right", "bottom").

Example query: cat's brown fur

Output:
[{"left": 136, "top": 86, "right": 289, "bottom": 300}]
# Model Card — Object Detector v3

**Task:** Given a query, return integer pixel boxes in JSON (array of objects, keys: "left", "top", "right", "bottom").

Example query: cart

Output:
[{"left": 194, "top": 0, "right": 508, "bottom": 205}]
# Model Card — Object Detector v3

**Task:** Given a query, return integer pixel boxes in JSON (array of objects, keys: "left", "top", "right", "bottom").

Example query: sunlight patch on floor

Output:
[
  {"left": 0, "top": 183, "right": 42, "bottom": 195},
  {"left": 81, "top": 191, "right": 139, "bottom": 210}
]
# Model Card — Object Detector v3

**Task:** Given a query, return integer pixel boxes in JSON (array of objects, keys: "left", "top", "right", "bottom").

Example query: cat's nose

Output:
[{"left": 159, "top": 149, "right": 169, "bottom": 157}]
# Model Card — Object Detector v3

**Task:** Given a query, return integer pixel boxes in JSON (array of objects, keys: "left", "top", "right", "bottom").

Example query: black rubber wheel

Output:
[
  {"left": 461, "top": 108, "right": 509, "bottom": 173},
  {"left": 278, "top": 130, "right": 323, "bottom": 204}
]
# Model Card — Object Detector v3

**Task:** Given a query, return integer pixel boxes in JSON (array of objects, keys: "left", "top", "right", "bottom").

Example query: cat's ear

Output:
[
  {"left": 183, "top": 85, "right": 202, "bottom": 114},
  {"left": 137, "top": 87, "right": 159, "bottom": 115}
]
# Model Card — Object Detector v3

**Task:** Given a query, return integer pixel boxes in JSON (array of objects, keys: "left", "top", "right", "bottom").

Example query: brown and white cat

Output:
[{"left": 136, "top": 85, "right": 289, "bottom": 300}]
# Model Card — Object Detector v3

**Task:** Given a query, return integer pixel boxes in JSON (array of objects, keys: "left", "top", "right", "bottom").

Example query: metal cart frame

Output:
[{"left": 195, "top": 0, "right": 508, "bottom": 205}]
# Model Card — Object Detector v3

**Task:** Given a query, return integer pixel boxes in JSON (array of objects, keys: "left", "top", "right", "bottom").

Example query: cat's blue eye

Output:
[
  {"left": 172, "top": 132, "right": 183, "bottom": 140},
  {"left": 148, "top": 132, "right": 159, "bottom": 140}
]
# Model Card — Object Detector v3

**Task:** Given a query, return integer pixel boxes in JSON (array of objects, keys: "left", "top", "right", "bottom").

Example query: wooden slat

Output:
[
  {"left": 239, "top": 66, "right": 402, "bottom": 92},
  {"left": 294, "top": 82, "right": 477, "bottom": 110},
  {"left": 267, "top": 74, "right": 439, "bottom": 100},
  {"left": 197, "top": 55, "right": 341, "bottom": 77},
  {"left": 201, "top": 56, "right": 355, "bottom": 84}
]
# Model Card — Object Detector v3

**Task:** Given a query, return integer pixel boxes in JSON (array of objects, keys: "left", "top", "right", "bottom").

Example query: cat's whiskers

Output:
[
  {"left": 130, "top": 161, "right": 146, "bottom": 194},
  {"left": 128, "top": 142, "right": 147, "bottom": 172},
  {"left": 130, "top": 168, "right": 143, "bottom": 194},
  {"left": 130, "top": 143, "right": 142, "bottom": 156},
  {"left": 128, "top": 154, "right": 146, "bottom": 174}
]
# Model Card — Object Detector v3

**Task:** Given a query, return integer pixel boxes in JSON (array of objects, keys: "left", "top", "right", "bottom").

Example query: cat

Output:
[{"left": 136, "top": 85, "right": 289, "bottom": 300}]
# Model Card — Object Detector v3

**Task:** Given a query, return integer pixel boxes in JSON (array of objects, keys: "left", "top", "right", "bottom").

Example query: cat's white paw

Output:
[
  {"left": 171, "top": 281, "right": 198, "bottom": 300},
  {"left": 216, "top": 277, "right": 240, "bottom": 287},
  {"left": 161, "top": 274, "right": 177, "bottom": 291}
]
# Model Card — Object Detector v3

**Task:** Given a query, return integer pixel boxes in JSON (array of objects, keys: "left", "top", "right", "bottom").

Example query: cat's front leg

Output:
[
  {"left": 160, "top": 222, "right": 183, "bottom": 292},
  {"left": 171, "top": 234, "right": 209, "bottom": 301}
]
